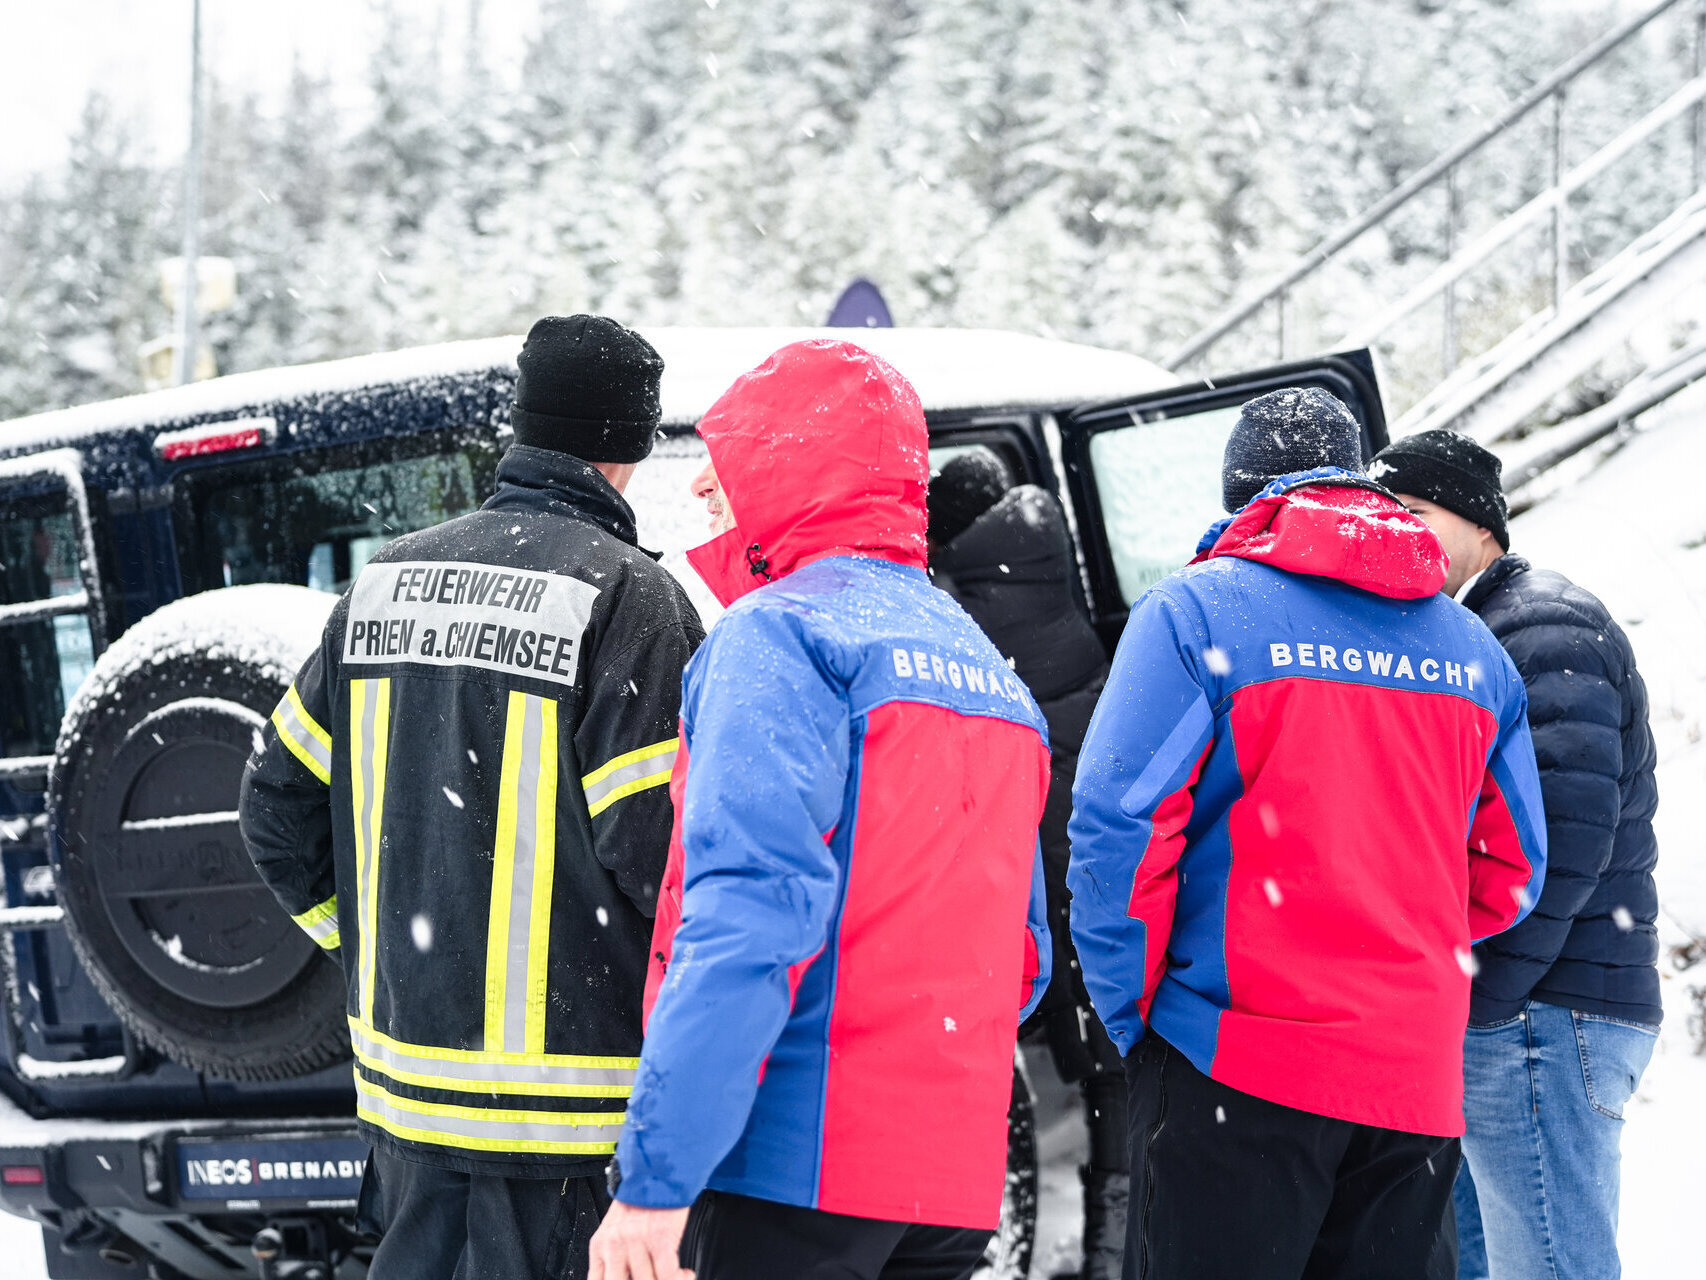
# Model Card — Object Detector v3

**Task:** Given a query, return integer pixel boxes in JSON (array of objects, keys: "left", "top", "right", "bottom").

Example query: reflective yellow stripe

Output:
[
  {"left": 485, "top": 692, "right": 559, "bottom": 1053},
  {"left": 347, "top": 1018, "right": 634, "bottom": 1098},
  {"left": 354, "top": 1072, "right": 622, "bottom": 1156},
  {"left": 484, "top": 692, "right": 527, "bottom": 1051},
  {"left": 351, "top": 1018, "right": 636, "bottom": 1070},
  {"left": 525, "top": 698, "right": 559, "bottom": 1055},
  {"left": 291, "top": 895, "right": 341, "bottom": 950},
  {"left": 351, "top": 678, "right": 391, "bottom": 1025},
  {"left": 272, "top": 684, "right": 332, "bottom": 784},
  {"left": 581, "top": 737, "right": 676, "bottom": 818},
  {"left": 580, "top": 737, "right": 677, "bottom": 788}
]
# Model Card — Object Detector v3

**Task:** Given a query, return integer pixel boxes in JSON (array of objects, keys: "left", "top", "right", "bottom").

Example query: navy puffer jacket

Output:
[{"left": 1464, "top": 554, "right": 1661, "bottom": 1026}]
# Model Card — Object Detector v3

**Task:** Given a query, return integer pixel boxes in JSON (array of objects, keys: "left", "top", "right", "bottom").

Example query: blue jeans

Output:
[{"left": 1453, "top": 1000, "right": 1656, "bottom": 1280}]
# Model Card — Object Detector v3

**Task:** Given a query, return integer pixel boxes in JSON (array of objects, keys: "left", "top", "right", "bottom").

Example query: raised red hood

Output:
[
  {"left": 686, "top": 340, "right": 929, "bottom": 606},
  {"left": 1196, "top": 480, "right": 1448, "bottom": 599}
]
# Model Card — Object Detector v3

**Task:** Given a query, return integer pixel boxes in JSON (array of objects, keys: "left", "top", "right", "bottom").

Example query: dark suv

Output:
[{"left": 0, "top": 329, "right": 1386, "bottom": 1279}]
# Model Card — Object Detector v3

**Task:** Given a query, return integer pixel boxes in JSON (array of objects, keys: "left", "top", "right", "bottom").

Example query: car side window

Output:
[
  {"left": 182, "top": 439, "right": 499, "bottom": 595},
  {"left": 0, "top": 490, "right": 97, "bottom": 759},
  {"left": 1087, "top": 403, "right": 1241, "bottom": 603}
]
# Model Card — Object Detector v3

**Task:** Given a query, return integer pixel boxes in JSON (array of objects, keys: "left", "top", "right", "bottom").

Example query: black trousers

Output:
[
  {"left": 1123, "top": 1036, "right": 1459, "bottom": 1280},
  {"left": 682, "top": 1189, "right": 992, "bottom": 1280},
  {"left": 357, "top": 1147, "right": 611, "bottom": 1279}
]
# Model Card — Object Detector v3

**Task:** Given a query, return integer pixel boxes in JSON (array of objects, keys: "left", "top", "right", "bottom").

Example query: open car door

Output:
[{"left": 1057, "top": 349, "right": 1388, "bottom": 640}]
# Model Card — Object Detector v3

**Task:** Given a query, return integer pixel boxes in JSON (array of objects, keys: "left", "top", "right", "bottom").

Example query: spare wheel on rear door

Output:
[{"left": 48, "top": 584, "right": 349, "bottom": 1080}]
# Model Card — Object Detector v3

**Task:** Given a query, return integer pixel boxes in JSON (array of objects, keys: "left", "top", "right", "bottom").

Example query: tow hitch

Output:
[{"left": 251, "top": 1218, "right": 334, "bottom": 1280}]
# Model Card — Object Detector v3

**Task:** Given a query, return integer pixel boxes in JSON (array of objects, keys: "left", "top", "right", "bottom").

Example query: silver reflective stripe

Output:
[
  {"left": 272, "top": 686, "right": 332, "bottom": 784},
  {"left": 503, "top": 697, "right": 543, "bottom": 1053},
  {"left": 353, "top": 679, "right": 391, "bottom": 1025},
  {"left": 484, "top": 692, "right": 559, "bottom": 1054},
  {"left": 348, "top": 1022, "right": 635, "bottom": 1094},
  {"left": 580, "top": 740, "right": 672, "bottom": 822},
  {"left": 292, "top": 897, "right": 341, "bottom": 950},
  {"left": 356, "top": 1077, "right": 623, "bottom": 1152}
]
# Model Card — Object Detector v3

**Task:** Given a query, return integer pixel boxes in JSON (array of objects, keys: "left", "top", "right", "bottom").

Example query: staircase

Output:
[{"left": 1167, "top": 0, "right": 1706, "bottom": 503}]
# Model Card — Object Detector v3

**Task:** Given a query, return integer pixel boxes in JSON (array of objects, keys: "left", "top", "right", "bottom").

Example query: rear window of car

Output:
[{"left": 176, "top": 433, "right": 500, "bottom": 596}]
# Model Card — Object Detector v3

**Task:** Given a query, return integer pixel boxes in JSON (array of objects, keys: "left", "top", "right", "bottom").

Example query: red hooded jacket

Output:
[{"left": 612, "top": 341, "right": 1053, "bottom": 1227}]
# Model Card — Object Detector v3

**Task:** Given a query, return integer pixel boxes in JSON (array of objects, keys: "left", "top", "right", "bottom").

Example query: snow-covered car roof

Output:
[{"left": 0, "top": 327, "right": 1176, "bottom": 457}]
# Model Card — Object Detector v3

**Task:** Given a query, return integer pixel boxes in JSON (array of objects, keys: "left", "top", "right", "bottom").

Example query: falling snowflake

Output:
[
  {"left": 411, "top": 914, "right": 433, "bottom": 951},
  {"left": 1262, "top": 878, "right": 1283, "bottom": 907},
  {"left": 443, "top": 787, "right": 464, "bottom": 809},
  {"left": 1215, "top": 1106, "right": 1226, "bottom": 1124},
  {"left": 1612, "top": 906, "right": 1634, "bottom": 931},
  {"left": 1454, "top": 946, "right": 1478, "bottom": 977},
  {"left": 1257, "top": 803, "right": 1281, "bottom": 839},
  {"left": 1204, "top": 647, "right": 1232, "bottom": 675},
  {"left": 943, "top": 1017, "right": 958, "bottom": 1033},
  {"left": 596, "top": 907, "right": 610, "bottom": 927},
  {"left": 468, "top": 749, "right": 479, "bottom": 765}
]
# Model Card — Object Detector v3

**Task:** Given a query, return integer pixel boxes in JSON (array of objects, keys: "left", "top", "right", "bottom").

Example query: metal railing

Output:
[{"left": 1166, "top": 0, "right": 1706, "bottom": 374}]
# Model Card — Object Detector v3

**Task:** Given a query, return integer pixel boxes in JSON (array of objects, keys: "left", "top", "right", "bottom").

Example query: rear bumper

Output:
[{"left": 0, "top": 1101, "right": 369, "bottom": 1278}]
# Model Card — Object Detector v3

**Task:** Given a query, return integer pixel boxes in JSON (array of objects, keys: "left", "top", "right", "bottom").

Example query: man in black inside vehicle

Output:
[
  {"left": 240, "top": 315, "right": 703, "bottom": 1280},
  {"left": 928, "top": 451, "right": 1126, "bottom": 1280}
]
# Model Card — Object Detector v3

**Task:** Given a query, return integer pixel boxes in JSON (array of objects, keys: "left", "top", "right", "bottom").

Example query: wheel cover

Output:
[{"left": 89, "top": 697, "right": 316, "bottom": 1009}]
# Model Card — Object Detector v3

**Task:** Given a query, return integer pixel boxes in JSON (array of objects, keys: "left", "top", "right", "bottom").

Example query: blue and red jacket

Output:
[
  {"left": 1068, "top": 470, "right": 1548, "bottom": 1137},
  {"left": 613, "top": 340, "right": 1052, "bottom": 1228}
]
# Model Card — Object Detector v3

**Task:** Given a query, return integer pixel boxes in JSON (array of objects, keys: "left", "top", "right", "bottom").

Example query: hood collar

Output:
[
  {"left": 1191, "top": 467, "right": 1447, "bottom": 600},
  {"left": 685, "top": 340, "right": 929, "bottom": 607},
  {"left": 483, "top": 445, "right": 640, "bottom": 547}
]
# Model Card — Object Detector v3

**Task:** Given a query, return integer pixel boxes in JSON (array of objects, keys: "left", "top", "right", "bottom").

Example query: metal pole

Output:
[
  {"left": 1551, "top": 92, "right": 1568, "bottom": 313},
  {"left": 1443, "top": 166, "right": 1459, "bottom": 375},
  {"left": 1693, "top": 0, "right": 1706, "bottom": 190},
  {"left": 173, "top": 0, "right": 204, "bottom": 387}
]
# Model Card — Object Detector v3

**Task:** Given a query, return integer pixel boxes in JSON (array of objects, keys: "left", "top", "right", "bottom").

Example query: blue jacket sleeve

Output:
[
  {"left": 1067, "top": 588, "right": 1213, "bottom": 1056},
  {"left": 613, "top": 606, "right": 850, "bottom": 1208},
  {"left": 1465, "top": 660, "right": 1548, "bottom": 957},
  {"left": 1019, "top": 841, "right": 1051, "bottom": 1023}
]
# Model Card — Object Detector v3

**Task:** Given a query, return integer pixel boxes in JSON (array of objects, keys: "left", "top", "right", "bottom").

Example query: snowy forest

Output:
[{"left": 2, "top": 0, "right": 1700, "bottom": 423}]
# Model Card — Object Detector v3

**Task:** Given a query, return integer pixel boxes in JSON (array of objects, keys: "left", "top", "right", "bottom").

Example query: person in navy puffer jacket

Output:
[{"left": 1372, "top": 429, "right": 1660, "bottom": 1280}]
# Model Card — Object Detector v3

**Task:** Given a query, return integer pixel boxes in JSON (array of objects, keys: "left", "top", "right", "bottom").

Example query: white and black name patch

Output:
[{"left": 345, "top": 559, "right": 600, "bottom": 688}]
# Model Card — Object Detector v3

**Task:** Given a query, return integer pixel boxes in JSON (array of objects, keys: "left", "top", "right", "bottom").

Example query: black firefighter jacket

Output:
[
  {"left": 240, "top": 445, "right": 704, "bottom": 1178},
  {"left": 1464, "top": 554, "right": 1661, "bottom": 1027}
]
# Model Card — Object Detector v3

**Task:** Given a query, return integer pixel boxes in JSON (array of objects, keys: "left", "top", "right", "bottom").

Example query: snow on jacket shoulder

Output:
[
  {"left": 613, "top": 341, "right": 1052, "bottom": 1230},
  {"left": 1463, "top": 555, "right": 1660, "bottom": 1027},
  {"left": 1068, "top": 471, "right": 1548, "bottom": 1138}
]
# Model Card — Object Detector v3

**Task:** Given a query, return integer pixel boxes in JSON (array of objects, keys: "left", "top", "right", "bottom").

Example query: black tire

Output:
[
  {"left": 48, "top": 585, "right": 349, "bottom": 1081},
  {"left": 980, "top": 1052, "right": 1039, "bottom": 1279}
]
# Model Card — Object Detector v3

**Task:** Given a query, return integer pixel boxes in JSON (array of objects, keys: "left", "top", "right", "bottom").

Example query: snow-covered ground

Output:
[{"left": 4, "top": 388, "right": 1704, "bottom": 1279}]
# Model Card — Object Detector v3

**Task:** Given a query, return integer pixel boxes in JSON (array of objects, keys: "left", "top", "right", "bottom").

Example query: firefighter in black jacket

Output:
[{"left": 240, "top": 316, "right": 704, "bottom": 1280}]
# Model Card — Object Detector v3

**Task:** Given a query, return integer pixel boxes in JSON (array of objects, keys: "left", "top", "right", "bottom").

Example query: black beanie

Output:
[
  {"left": 1369, "top": 429, "right": 1510, "bottom": 550},
  {"left": 928, "top": 451, "right": 1012, "bottom": 545},
  {"left": 510, "top": 315, "right": 664, "bottom": 463},
  {"left": 1222, "top": 386, "right": 1364, "bottom": 513}
]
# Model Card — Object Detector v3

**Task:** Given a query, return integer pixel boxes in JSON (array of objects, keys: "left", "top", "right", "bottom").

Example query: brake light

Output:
[
  {"left": 1, "top": 1165, "right": 44, "bottom": 1185},
  {"left": 155, "top": 416, "right": 277, "bottom": 461}
]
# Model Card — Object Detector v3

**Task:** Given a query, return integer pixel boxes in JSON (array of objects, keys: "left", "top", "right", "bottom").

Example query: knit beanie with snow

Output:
[
  {"left": 928, "top": 450, "right": 1013, "bottom": 545},
  {"left": 1369, "top": 428, "right": 1510, "bottom": 550},
  {"left": 1221, "top": 386, "right": 1364, "bottom": 513},
  {"left": 510, "top": 314, "right": 664, "bottom": 463}
]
